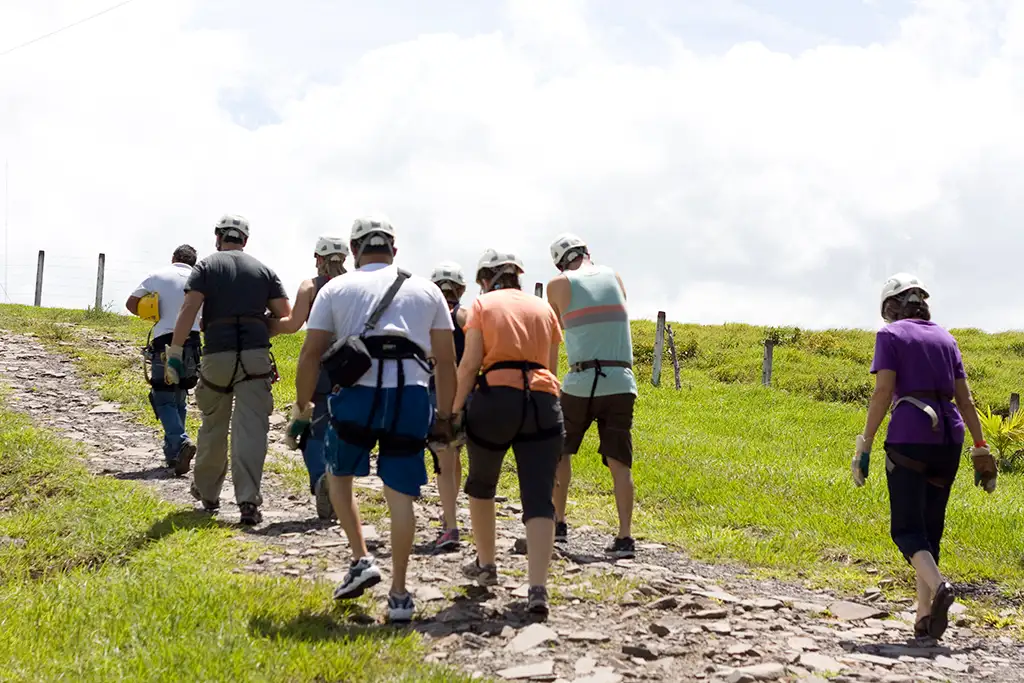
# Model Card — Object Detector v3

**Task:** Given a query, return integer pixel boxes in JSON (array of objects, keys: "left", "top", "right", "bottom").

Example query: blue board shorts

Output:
[{"left": 325, "top": 384, "right": 431, "bottom": 497}]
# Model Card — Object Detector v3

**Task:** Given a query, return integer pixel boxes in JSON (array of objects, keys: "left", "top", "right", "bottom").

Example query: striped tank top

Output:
[{"left": 560, "top": 264, "right": 637, "bottom": 398}]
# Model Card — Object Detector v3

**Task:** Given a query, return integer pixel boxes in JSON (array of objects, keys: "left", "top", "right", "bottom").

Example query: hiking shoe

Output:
[
  {"left": 434, "top": 527, "right": 461, "bottom": 552},
  {"left": 314, "top": 474, "right": 335, "bottom": 520},
  {"left": 554, "top": 521, "right": 568, "bottom": 543},
  {"left": 387, "top": 592, "right": 415, "bottom": 623},
  {"left": 239, "top": 502, "right": 262, "bottom": 526},
  {"left": 461, "top": 558, "right": 498, "bottom": 587},
  {"left": 928, "top": 582, "right": 956, "bottom": 640},
  {"left": 606, "top": 536, "right": 636, "bottom": 559},
  {"left": 174, "top": 440, "right": 197, "bottom": 477},
  {"left": 189, "top": 481, "right": 219, "bottom": 511},
  {"left": 527, "top": 586, "right": 549, "bottom": 617},
  {"left": 333, "top": 556, "right": 383, "bottom": 600}
]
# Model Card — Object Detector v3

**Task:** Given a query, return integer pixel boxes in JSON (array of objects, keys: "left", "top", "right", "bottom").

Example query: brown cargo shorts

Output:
[{"left": 560, "top": 391, "right": 635, "bottom": 468}]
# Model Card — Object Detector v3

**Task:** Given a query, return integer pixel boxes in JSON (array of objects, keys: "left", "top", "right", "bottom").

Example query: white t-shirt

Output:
[
  {"left": 307, "top": 262, "right": 454, "bottom": 388},
  {"left": 131, "top": 263, "right": 201, "bottom": 339}
]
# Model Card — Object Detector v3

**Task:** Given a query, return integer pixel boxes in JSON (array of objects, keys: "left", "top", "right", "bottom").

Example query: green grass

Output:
[
  {"left": 3, "top": 304, "right": 1023, "bottom": 617},
  {"left": 0, "top": 405, "right": 475, "bottom": 683}
]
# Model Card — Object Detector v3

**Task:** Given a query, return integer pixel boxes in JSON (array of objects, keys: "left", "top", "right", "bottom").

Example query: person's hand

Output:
[
  {"left": 971, "top": 443, "right": 997, "bottom": 493},
  {"left": 285, "top": 403, "right": 313, "bottom": 450},
  {"left": 851, "top": 434, "right": 871, "bottom": 487},
  {"left": 428, "top": 412, "right": 456, "bottom": 451},
  {"left": 163, "top": 345, "right": 184, "bottom": 385}
]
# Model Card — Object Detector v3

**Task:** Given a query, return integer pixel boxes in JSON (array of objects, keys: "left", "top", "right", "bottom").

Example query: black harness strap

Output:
[
  {"left": 465, "top": 360, "right": 562, "bottom": 452},
  {"left": 330, "top": 334, "right": 434, "bottom": 456},
  {"left": 199, "top": 315, "right": 275, "bottom": 394},
  {"left": 569, "top": 359, "right": 632, "bottom": 423}
]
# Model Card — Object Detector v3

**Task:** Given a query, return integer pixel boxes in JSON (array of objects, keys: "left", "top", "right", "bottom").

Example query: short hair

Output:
[{"left": 172, "top": 244, "right": 197, "bottom": 266}]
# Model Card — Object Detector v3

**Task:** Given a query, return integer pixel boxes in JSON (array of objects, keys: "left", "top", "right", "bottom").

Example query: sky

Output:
[{"left": 1, "top": 0, "right": 1023, "bottom": 332}]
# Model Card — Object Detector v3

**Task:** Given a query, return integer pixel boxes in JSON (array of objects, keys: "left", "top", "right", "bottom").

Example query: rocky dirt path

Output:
[{"left": 1, "top": 328, "right": 1021, "bottom": 683}]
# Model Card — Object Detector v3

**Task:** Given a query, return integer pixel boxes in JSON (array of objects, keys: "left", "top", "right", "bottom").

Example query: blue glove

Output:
[{"left": 852, "top": 435, "right": 871, "bottom": 487}]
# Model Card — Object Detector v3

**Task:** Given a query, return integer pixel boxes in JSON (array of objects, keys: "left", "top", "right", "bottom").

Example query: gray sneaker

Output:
[
  {"left": 314, "top": 474, "right": 335, "bottom": 520},
  {"left": 527, "top": 586, "right": 549, "bottom": 617},
  {"left": 461, "top": 558, "right": 498, "bottom": 586}
]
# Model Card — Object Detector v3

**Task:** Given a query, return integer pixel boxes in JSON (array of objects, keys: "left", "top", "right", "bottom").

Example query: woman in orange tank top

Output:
[{"left": 450, "top": 249, "right": 564, "bottom": 619}]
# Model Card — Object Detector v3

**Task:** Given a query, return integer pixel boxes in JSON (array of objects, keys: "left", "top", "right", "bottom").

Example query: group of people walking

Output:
[
  {"left": 126, "top": 215, "right": 999, "bottom": 637},
  {"left": 127, "top": 214, "right": 639, "bottom": 622}
]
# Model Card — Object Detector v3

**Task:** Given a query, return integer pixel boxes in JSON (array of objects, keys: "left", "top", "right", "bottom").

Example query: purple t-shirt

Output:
[{"left": 869, "top": 319, "right": 966, "bottom": 445}]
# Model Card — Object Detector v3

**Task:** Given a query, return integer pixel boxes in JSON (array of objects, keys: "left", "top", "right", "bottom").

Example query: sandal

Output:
[{"left": 928, "top": 581, "right": 956, "bottom": 640}]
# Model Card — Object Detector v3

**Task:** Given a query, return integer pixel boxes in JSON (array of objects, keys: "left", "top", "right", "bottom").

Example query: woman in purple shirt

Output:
[{"left": 855, "top": 273, "right": 997, "bottom": 641}]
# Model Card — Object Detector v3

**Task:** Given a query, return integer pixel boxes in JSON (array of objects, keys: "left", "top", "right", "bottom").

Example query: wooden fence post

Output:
[
  {"left": 33, "top": 250, "right": 44, "bottom": 307},
  {"left": 666, "top": 322, "right": 681, "bottom": 390},
  {"left": 1011, "top": 393, "right": 1020, "bottom": 417},
  {"left": 534, "top": 282, "right": 543, "bottom": 297},
  {"left": 762, "top": 339, "right": 775, "bottom": 387},
  {"left": 652, "top": 311, "right": 666, "bottom": 387},
  {"left": 94, "top": 253, "right": 106, "bottom": 311}
]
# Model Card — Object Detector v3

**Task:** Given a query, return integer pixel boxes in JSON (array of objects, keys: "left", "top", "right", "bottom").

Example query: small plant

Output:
[{"left": 978, "top": 405, "right": 1024, "bottom": 472}]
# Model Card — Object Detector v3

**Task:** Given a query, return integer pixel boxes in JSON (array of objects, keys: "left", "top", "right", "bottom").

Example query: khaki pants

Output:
[{"left": 194, "top": 349, "right": 274, "bottom": 506}]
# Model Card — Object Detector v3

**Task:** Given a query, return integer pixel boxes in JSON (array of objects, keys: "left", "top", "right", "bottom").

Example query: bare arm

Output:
[
  {"left": 270, "top": 281, "right": 313, "bottom": 336},
  {"left": 170, "top": 292, "right": 204, "bottom": 347},
  {"left": 295, "top": 329, "right": 332, "bottom": 411},
  {"left": 548, "top": 341, "right": 560, "bottom": 376},
  {"left": 862, "top": 369, "right": 896, "bottom": 444},
  {"left": 430, "top": 328, "right": 458, "bottom": 417},
  {"left": 454, "top": 328, "right": 484, "bottom": 414},
  {"left": 455, "top": 306, "right": 469, "bottom": 329},
  {"left": 546, "top": 276, "right": 570, "bottom": 329},
  {"left": 125, "top": 295, "right": 141, "bottom": 316},
  {"left": 267, "top": 296, "right": 292, "bottom": 321},
  {"left": 954, "top": 378, "right": 986, "bottom": 445}
]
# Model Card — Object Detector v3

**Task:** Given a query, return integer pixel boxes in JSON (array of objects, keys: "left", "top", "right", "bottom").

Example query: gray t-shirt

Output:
[{"left": 185, "top": 251, "right": 288, "bottom": 353}]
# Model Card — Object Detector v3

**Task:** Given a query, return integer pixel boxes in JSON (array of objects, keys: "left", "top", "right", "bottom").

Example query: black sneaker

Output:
[
  {"left": 554, "top": 521, "right": 568, "bottom": 543},
  {"left": 314, "top": 474, "right": 335, "bottom": 520},
  {"left": 333, "top": 556, "right": 383, "bottom": 600},
  {"left": 606, "top": 536, "right": 635, "bottom": 559},
  {"left": 461, "top": 558, "right": 498, "bottom": 586},
  {"left": 527, "top": 586, "right": 549, "bottom": 617},
  {"left": 239, "top": 502, "right": 262, "bottom": 526},
  {"left": 190, "top": 481, "right": 219, "bottom": 511}
]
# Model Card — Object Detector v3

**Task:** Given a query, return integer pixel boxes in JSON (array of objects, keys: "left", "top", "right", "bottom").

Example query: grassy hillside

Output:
[
  {"left": 0, "top": 405, "right": 471, "bottom": 682},
  {"left": 2, "top": 304, "right": 1022, "bottom": 616}
]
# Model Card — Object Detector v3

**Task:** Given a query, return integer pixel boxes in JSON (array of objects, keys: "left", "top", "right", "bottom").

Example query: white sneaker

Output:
[
  {"left": 332, "top": 556, "right": 382, "bottom": 600},
  {"left": 387, "top": 592, "right": 415, "bottom": 622}
]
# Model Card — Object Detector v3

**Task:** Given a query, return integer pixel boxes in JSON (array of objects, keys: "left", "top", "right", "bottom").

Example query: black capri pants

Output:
[
  {"left": 463, "top": 387, "right": 564, "bottom": 523},
  {"left": 884, "top": 441, "right": 962, "bottom": 565}
]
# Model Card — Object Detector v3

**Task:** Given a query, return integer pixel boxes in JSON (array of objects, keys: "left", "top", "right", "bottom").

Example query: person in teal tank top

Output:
[{"left": 546, "top": 232, "right": 637, "bottom": 559}]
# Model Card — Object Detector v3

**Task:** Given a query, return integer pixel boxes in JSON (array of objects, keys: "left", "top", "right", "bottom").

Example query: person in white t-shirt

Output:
[
  {"left": 126, "top": 245, "right": 202, "bottom": 472},
  {"left": 286, "top": 215, "right": 458, "bottom": 623}
]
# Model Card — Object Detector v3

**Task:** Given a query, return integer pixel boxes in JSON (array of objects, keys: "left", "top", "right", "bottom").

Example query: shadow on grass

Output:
[{"left": 143, "top": 509, "right": 235, "bottom": 542}]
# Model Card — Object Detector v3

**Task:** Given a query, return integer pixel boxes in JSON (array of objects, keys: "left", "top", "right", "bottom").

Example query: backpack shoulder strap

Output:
[{"left": 363, "top": 268, "right": 411, "bottom": 333}]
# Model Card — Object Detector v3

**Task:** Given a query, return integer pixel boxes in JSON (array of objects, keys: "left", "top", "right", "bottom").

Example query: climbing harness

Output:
[
  {"left": 464, "top": 360, "right": 562, "bottom": 452},
  {"left": 324, "top": 268, "right": 436, "bottom": 455},
  {"left": 198, "top": 315, "right": 279, "bottom": 394},
  {"left": 569, "top": 358, "right": 633, "bottom": 423},
  {"left": 892, "top": 390, "right": 953, "bottom": 432}
]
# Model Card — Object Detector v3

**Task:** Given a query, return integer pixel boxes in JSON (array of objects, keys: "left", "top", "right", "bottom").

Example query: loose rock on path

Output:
[{"left": 1, "top": 328, "right": 1021, "bottom": 683}]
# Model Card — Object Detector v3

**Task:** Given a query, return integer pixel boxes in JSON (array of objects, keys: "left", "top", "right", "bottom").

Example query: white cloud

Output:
[{"left": 1, "top": 0, "right": 1022, "bottom": 332}]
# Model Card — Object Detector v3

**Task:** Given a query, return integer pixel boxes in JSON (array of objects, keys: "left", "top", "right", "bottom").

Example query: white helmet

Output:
[
  {"left": 215, "top": 214, "right": 250, "bottom": 240},
  {"left": 549, "top": 232, "right": 588, "bottom": 269},
  {"left": 880, "top": 272, "right": 930, "bottom": 320},
  {"left": 314, "top": 235, "right": 349, "bottom": 259},
  {"left": 475, "top": 249, "right": 525, "bottom": 282},
  {"left": 430, "top": 261, "right": 466, "bottom": 288},
  {"left": 350, "top": 215, "right": 396, "bottom": 245}
]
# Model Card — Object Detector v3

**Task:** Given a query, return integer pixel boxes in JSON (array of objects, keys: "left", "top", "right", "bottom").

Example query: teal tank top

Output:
[{"left": 560, "top": 264, "right": 637, "bottom": 398}]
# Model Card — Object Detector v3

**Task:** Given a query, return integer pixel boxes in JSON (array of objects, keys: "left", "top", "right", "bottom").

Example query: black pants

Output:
[
  {"left": 884, "top": 442, "right": 961, "bottom": 565},
  {"left": 463, "top": 387, "right": 564, "bottom": 523}
]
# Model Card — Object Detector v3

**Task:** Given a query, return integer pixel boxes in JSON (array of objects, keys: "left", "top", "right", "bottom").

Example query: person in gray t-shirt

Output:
[{"left": 166, "top": 214, "right": 291, "bottom": 526}]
